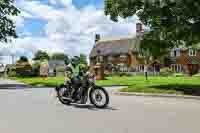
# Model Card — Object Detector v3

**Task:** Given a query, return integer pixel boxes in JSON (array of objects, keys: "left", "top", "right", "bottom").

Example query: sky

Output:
[{"left": 0, "top": 0, "right": 139, "bottom": 64}]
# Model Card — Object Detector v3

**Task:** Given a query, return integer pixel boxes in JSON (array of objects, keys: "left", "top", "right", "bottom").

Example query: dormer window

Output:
[
  {"left": 171, "top": 48, "right": 180, "bottom": 57},
  {"left": 189, "top": 48, "right": 197, "bottom": 56},
  {"left": 120, "top": 55, "right": 128, "bottom": 62}
]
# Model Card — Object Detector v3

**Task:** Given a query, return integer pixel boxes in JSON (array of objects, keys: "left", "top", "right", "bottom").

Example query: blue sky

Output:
[
  {"left": 0, "top": 0, "right": 138, "bottom": 64},
  {"left": 16, "top": 0, "right": 104, "bottom": 37}
]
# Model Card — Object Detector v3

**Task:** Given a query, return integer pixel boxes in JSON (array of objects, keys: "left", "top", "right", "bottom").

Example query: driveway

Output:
[{"left": 0, "top": 79, "right": 200, "bottom": 133}]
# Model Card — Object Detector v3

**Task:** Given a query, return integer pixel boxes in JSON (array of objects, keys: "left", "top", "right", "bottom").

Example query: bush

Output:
[
  {"left": 107, "top": 72, "right": 132, "bottom": 77},
  {"left": 193, "top": 73, "right": 200, "bottom": 77},
  {"left": 5, "top": 65, "right": 15, "bottom": 77},
  {"left": 173, "top": 73, "right": 185, "bottom": 77},
  {"left": 8, "top": 71, "right": 16, "bottom": 77},
  {"left": 160, "top": 67, "right": 174, "bottom": 76}
]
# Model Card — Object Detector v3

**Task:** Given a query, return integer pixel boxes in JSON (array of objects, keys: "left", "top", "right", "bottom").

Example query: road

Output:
[{"left": 0, "top": 79, "right": 200, "bottom": 133}]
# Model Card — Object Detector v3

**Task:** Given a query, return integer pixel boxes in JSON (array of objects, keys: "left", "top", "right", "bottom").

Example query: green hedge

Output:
[{"left": 173, "top": 73, "right": 185, "bottom": 77}]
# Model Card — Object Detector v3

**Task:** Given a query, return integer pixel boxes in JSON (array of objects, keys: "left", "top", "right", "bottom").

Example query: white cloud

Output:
[
  {"left": 49, "top": 0, "right": 72, "bottom": 7},
  {"left": 0, "top": 0, "right": 138, "bottom": 64}
]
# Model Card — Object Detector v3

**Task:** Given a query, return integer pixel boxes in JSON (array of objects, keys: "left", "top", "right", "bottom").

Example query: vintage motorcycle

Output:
[{"left": 55, "top": 71, "right": 109, "bottom": 108}]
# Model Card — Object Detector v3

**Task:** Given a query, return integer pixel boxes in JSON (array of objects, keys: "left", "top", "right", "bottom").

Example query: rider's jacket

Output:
[{"left": 64, "top": 63, "right": 86, "bottom": 81}]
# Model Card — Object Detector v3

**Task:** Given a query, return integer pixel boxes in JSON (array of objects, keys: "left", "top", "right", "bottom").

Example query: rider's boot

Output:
[{"left": 71, "top": 90, "right": 79, "bottom": 102}]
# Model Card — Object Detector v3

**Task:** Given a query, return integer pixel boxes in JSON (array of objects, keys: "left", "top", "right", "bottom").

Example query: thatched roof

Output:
[
  {"left": 90, "top": 37, "right": 140, "bottom": 58},
  {"left": 179, "top": 56, "right": 200, "bottom": 65},
  {"left": 171, "top": 56, "right": 200, "bottom": 65}
]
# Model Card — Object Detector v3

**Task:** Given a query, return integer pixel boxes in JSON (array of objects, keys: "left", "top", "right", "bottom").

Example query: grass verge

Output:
[{"left": 10, "top": 76, "right": 200, "bottom": 96}]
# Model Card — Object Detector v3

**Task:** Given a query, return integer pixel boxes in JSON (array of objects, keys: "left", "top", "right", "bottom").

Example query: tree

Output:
[
  {"left": 0, "top": 0, "right": 20, "bottom": 43},
  {"left": 64, "top": 55, "right": 70, "bottom": 65},
  {"left": 33, "top": 50, "right": 50, "bottom": 61},
  {"left": 51, "top": 52, "right": 67, "bottom": 60},
  {"left": 105, "top": 0, "right": 200, "bottom": 51},
  {"left": 79, "top": 54, "right": 88, "bottom": 65},
  {"left": 32, "top": 61, "right": 40, "bottom": 77},
  {"left": 19, "top": 56, "right": 28, "bottom": 62}
]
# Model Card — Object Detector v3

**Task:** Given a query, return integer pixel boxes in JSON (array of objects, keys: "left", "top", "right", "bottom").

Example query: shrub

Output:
[
  {"left": 193, "top": 73, "right": 200, "bottom": 77},
  {"left": 160, "top": 67, "right": 174, "bottom": 76},
  {"left": 8, "top": 72, "right": 15, "bottom": 77},
  {"left": 8, "top": 71, "right": 16, "bottom": 77},
  {"left": 107, "top": 72, "right": 132, "bottom": 77},
  {"left": 173, "top": 73, "right": 184, "bottom": 77}
]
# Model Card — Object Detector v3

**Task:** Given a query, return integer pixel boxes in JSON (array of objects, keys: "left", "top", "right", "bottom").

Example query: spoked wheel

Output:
[
  {"left": 56, "top": 84, "right": 71, "bottom": 105},
  {"left": 89, "top": 87, "right": 109, "bottom": 108}
]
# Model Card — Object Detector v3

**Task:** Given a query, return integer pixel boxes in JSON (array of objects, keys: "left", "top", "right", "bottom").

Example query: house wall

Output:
[
  {"left": 90, "top": 48, "right": 200, "bottom": 74},
  {"left": 174, "top": 49, "right": 200, "bottom": 74},
  {"left": 197, "top": 49, "right": 200, "bottom": 59}
]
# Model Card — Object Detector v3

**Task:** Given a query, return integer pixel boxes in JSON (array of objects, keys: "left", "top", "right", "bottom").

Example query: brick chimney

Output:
[
  {"left": 136, "top": 23, "right": 144, "bottom": 38},
  {"left": 95, "top": 34, "right": 100, "bottom": 43}
]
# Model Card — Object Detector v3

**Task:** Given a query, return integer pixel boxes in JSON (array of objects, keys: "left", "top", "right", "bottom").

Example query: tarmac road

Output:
[{"left": 0, "top": 79, "right": 200, "bottom": 133}]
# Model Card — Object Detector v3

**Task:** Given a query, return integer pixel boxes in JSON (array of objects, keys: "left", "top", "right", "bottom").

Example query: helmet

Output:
[{"left": 71, "top": 56, "right": 80, "bottom": 66}]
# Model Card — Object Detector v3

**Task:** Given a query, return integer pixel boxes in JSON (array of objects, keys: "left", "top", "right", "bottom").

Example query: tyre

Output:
[
  {"left": 56, "top": 84, "right": 71, "bottom": 105},
  {"left": 89, "top": 86, "right": 109, "bottom": 108}
]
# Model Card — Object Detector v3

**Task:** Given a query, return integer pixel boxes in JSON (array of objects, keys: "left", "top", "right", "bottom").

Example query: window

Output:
[
  {"left": 189, "top": 48, "right": 197, "bottom": 56},
  {"left": 171, "top": 49, "right": 180, "bottom": 57},
  {"left": 137, "top": 65, "right": 144, "bottom": 72},
  {"left": 118, "top": 64, "right": 128, "bottom": 72},
  {"left": 120, "top": 55, "right": 128, "bottom": 62},
  {"left": 171, "top": 64, "right": 183, "bottom": 73}
]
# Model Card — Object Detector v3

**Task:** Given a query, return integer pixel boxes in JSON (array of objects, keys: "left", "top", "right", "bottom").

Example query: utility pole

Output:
[
  {"left": 0, "top": 56, "right": 2, "bottom": 65},
  {"left": 11, "top": 54, "right": 15, "bottom": 64}
]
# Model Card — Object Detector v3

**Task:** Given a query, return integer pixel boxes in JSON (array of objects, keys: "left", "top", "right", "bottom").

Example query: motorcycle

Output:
[{"left": 55, "top": 71, "right": 109, "bottom": 108}]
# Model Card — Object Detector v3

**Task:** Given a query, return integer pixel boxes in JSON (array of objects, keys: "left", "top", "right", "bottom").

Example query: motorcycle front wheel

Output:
[
  {"left": 56, "top": 84, "right": 71, "bottom": 105},
  {"left": 89, "top": 86, "right": 109, "bottom": 108}
]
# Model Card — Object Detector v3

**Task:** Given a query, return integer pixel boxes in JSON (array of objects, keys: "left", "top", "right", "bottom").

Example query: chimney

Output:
[
  {"left": 95, "top": 34, "right": 100, "bottom": 43},
  {"left": 136, "top": 23, "right": 144, "bottom": 39},
  {"left": 136, "top": 23, "right": 144, "bottom": 33}
]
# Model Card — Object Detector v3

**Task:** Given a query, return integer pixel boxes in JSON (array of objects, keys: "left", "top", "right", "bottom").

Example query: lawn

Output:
[{"left": 11, "top": 76, "right": 200, "bottom": 96}]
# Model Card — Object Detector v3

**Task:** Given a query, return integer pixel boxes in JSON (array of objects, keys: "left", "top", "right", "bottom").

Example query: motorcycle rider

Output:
[{"left": 64, "top": 56, "right": 86, "bottom": 101}]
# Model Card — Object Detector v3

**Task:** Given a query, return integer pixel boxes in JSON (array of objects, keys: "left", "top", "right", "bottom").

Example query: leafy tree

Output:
[
  {"left": 51, "top": 53, "right": 69, "bottom": 62},
  {"left": 32, "top": 61, "right": 40, "bottom": 77},
  {"left": 0, "top": 0, "right": 20, "bottom": 43},
  {"left": 51, "top": 52, "right": 68, "bottom": 60},
  {"left": 33, "top": 50, "right": 50, "bottom": 61},
  {"left": 105, "top": 0, "right": 200, "bottom": 51},
  {"left": 19, "top": 56, "right": 28, "bottom": 62},
  {"left": 64, "top": 55, "right": 70, "bottom": 65},
  {"left": 80, "top": 54, "right": 88, "bottom": 65}
]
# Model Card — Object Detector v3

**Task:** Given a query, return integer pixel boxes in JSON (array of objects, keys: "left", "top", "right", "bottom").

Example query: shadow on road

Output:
[
  {"left": 70, "top": 104, "right": 118, "bottom": 111},
  {"left": 0, "top": 84, "right": 31, "bottom": 89}
]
